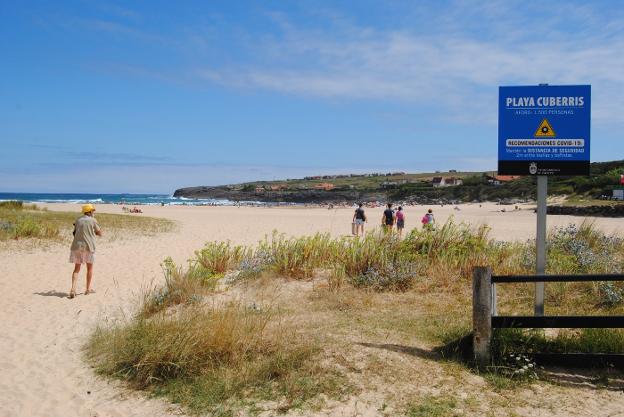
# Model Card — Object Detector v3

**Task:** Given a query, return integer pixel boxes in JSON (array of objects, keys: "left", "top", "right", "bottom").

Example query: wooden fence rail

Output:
[{"left": 472, "top": 267, "right": 624, "bottom": 367}]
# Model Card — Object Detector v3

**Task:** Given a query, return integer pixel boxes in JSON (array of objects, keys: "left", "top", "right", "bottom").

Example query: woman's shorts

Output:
[
  {"left": 69, "top": 249, "right": 95, "bottom": 264},
  {"left": 397, "top": 220, "right": 405, "bottom": 229},
  {"left": 355, "top": 219, "right": 365, "bottom": 225}
]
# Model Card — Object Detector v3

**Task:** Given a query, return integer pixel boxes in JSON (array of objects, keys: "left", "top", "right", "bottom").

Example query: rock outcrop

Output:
[{"left": 547, "top": 205, "right": 624, "bottom": 217}]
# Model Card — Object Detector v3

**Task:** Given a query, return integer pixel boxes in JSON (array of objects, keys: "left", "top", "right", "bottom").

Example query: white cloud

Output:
[
  {"left": 44, "top": 2, "right": 624, "bottom": 129},
  {"left": 192, "top": 3, "right": 624, "bottom": 125},
  {"left": 65, "top": 1, "right": 624, "bottom": 126}
]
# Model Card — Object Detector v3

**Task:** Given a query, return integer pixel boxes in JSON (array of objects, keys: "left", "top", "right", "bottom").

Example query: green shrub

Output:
[
  {"left": 337, "top": 231, "right": 408, "bottom": 278},
  {"left": 350, "top": 261, "right": 417, "bottom": 291},
  {"left": 193, "top": 241, "right": 249, "bottom": 276},
  {"left": 404, "top": 219, "right": 491, "bottom": 276},
  {"left": 0, "top": 215, "right": 59, "bottom": 240},
  {"left": 548, "top": 221, "right": 623, "bottom": 274},
  {"left": 140, "top": 257, "right": 215, "bottom": 317},
  {"left": 0, "top": 200, "right": 23, "bottom": 209},
  {"left": 599, "top": 282, "right": 624, "bottom": 307},
  {"left": 407, "top": 395, "right": 457, "bottom": 417},
  {"left": 258, "top": 232, "right": 334, "bottom": 278},
  {"left": 492, "top": 328, "right": 624, "bottom": 357}
]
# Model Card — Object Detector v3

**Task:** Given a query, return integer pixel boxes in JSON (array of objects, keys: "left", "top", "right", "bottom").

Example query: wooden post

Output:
[{"left": 473, "top": 266, "right": 492, "bottom": 368}]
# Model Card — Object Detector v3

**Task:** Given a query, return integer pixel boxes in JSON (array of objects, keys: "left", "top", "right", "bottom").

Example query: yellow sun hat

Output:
[{"left": 82, "top": 204, "right": 96, "bottom": 214}]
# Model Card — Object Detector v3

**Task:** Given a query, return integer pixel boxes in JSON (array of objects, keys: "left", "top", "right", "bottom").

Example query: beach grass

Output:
[
  {"left": 0, "top": 202, "right": 175, "bottom": 241},
  {"left": 88, "top": 301, "right": 349, "bottom": 416},
  {"left": 88, "top": 219, "right": 624, "bottom": 415},
  {"left": 406, "top": 395, "right": 458, "bottom": 417},
  {"left": 0, "top": 200, "right": 25, "bottom": 210}
]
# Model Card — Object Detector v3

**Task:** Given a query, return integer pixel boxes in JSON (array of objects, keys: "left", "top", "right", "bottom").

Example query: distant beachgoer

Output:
[
  {"left": 382, "top": 203, "right": 395, "bottom": 233},
  {"left": 422, "top": 208, "right": 435, "bottom": 230},
  {"left": 396, "top": 206, "right": 405, "bottom": 238},
  {"left": 352, "top": 203, "right": 367, "bottom": 236},
  {"left": 69, "top": 204, "right": 102, "bottom": 298}
]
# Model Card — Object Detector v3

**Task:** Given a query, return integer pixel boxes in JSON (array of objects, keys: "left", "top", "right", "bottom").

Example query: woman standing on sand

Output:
[
  {"left": 352, "top": 203, "right": 367, "bottom": 236},
  {"left": 68, "top": 204, "right": 102, "bottom": 299},
  {"left": 396, "top": 206, "right": 405, "bottom": 238}
]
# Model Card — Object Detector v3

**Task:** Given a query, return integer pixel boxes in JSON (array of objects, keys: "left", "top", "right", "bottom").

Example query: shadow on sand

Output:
[
  {"left": 34, "top": 290, "right": 70, "bottom": 298},
  {"left": 541, "top": 368, "right": 624, "bottom": 391},
  {"left": 357, "top": 342, "right": 441, "bottom": 361},
  {"left": 360, "top": 339, "right": 624, "bottom": 390}
]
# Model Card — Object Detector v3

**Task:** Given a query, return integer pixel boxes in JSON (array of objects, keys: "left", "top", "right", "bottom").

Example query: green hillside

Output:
[
  {"left": 175, "top": 161, "right": 624, "bottom": 203},
  {"left": 242, "top": 161, "right": 624, "bottom": 201}
]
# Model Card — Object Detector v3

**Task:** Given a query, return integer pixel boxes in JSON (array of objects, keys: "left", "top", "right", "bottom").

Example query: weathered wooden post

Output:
[{"left": 473, "top": 266, "right": 492, "bottom": 368}]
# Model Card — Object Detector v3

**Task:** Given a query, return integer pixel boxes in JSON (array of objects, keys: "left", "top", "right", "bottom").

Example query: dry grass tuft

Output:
[
  {"left": 139, "top": 257, "right": 216, "bottom": 318},
  {"left": 88, "top": 300, "right": 347, "bottom": 416}
]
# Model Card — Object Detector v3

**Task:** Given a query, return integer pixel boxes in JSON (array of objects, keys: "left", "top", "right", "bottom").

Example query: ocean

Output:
[{"left": 0, "top": 192, "right": 255, "bottom": 206}]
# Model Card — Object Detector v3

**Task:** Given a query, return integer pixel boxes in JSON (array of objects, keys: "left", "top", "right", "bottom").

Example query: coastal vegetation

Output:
[
  {"left": 88, "top": 220, "right": 624, "bottom": 416},
  {"left": 0, "top": 201, "right": 175, "bottom": 241}
]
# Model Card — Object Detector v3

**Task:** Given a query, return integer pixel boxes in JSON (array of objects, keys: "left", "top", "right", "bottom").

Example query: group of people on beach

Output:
[
  {"left": 121, "top": 205, "right": 143, "bottom": 213},
  {"left": 352, "top": 203, "right": 435, "bottom": 237}
]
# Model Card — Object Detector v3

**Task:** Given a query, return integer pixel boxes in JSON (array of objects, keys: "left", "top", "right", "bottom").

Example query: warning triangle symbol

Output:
[{"left": 534, "top": 118, "right": 556, "bottom": 137}]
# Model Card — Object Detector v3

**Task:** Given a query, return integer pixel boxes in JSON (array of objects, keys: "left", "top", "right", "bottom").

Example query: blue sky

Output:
[{"left": 1, "top": 0, "right": 623, "bottom": 193}]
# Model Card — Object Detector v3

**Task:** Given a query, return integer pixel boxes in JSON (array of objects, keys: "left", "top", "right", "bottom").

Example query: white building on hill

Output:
[{"left": 432, "top": 177, "right": 463, "bottom": 188}]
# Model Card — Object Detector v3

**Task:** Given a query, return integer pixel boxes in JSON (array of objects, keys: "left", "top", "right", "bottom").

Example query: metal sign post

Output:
[
  {"left": 535, "top": 175, "right": 547, "bottom": 316},
  {"left": 535, "top": 83, "right": 548, "bottom": 317}
]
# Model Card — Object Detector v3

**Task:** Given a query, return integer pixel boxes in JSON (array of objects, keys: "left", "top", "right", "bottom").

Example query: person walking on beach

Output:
[
  {"left": 396, "top": 206, "right": 405, "bottom": 238},
  {"left": 382, "top": 203, "right": 395, "bottom": 234},
  {"left": 68, "top": 204, "right": 102, "bottom": 299},
  {"left": 352, "top": 203, "right": 367, "bottom": 236},
  {"left": 422, "top": 208, "right": 435, "bottom": 230}
]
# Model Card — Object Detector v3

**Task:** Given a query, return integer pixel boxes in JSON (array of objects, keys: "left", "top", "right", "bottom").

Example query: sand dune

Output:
[{"left": 1, "top": 203, "right": 623, "bottom": 416}]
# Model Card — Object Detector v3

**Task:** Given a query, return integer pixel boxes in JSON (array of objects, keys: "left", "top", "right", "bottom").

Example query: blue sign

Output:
[{"left": 498, "top": 85, "right": 591, "bottom": 175}]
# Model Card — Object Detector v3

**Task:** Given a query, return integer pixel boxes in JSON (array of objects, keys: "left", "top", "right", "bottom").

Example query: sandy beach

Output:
[
  {"left": 43, "top": 201, "right": 624, "bottom": 243},
  {"left": 1, "top": 203, "right": 623, "bottom": 417}
]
